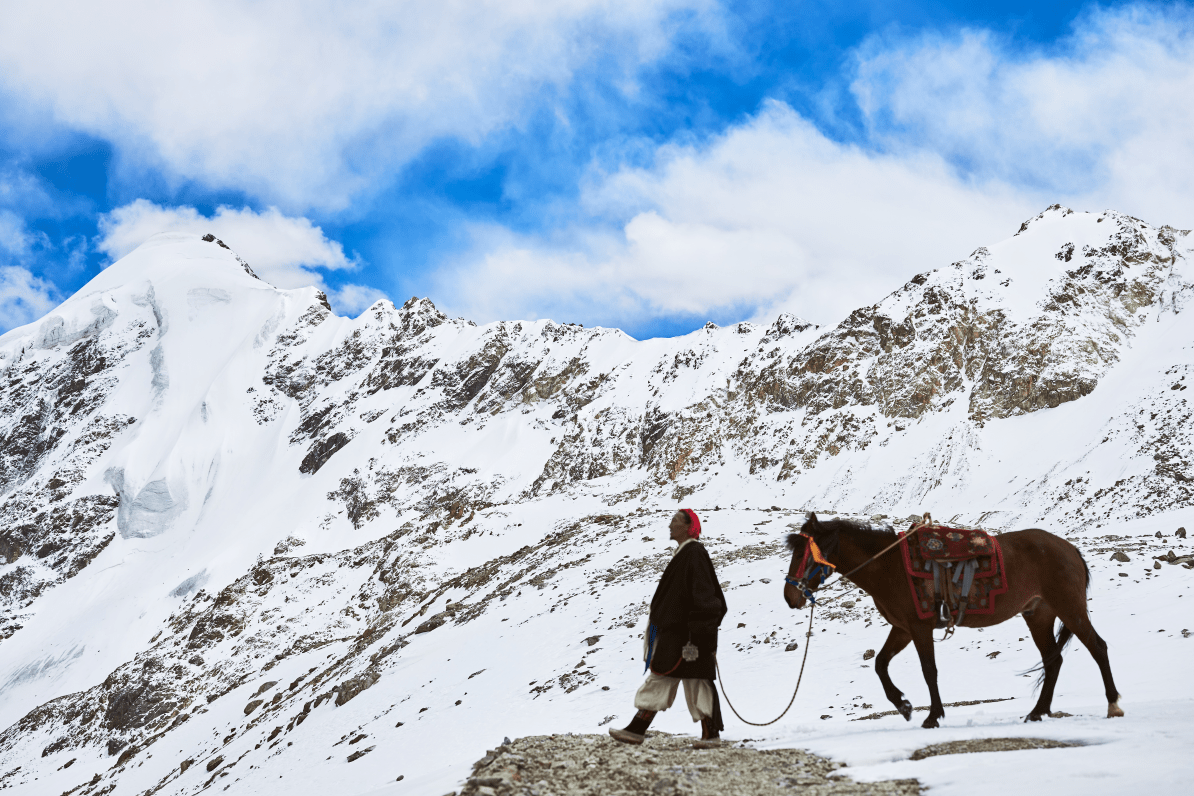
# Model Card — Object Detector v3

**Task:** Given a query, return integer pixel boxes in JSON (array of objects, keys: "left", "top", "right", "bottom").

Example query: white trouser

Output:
[{"left": 633, "top": 674, "right": 715, "bottom": 722}]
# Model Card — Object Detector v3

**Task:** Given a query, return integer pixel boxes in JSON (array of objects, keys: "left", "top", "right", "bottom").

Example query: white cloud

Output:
[
  {"left": 0, "top": 0, "right": 716, "bottom": 209},
  {"left": 327, "top": 284, "right": 391, "bottom": 318},
  {"left": 0, "top": 264, "right": 57, "bottom": 333},
  {"left": 438, "top": 102, "right": 1035, "bottom": 330},
  {"left": 0, "top": 210, "right": 34, "bottom": 257},
  {"left": 850, "top": 4, "right": 1194, "bottom": 228},
  {"left": 97, "top": 200, "right": 357, "bottom": 289},
  {"left": 438, "top": 5, "right": 1194, "bottom": 332}
]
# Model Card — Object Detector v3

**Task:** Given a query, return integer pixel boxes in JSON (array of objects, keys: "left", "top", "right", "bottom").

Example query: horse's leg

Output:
[
  {"left": 874, "top": 626, "right": 914, "bottom": 720},
  {"left": 1054, "top": 607, "right": 1123, "bottom": 717},
  {"left": 1023, "top": 608, "right": 1063, "bottom": 721},
  {"left": 909, "top": 624, "right": 944, "bottom": 728}
]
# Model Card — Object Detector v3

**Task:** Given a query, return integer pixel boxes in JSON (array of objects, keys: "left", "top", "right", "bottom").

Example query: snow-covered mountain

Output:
[{"left": 1, "top": 208, "right": 1192, "bottom": 796}]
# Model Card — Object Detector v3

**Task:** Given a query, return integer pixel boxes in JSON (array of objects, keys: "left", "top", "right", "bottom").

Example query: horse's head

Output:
[{"left": 782, "top": 512, "right": 840, "bottom": 610}]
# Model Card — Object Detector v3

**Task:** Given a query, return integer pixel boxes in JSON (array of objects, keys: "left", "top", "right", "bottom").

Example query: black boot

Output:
[
  {"left": 626, "top": 709, "right": 656, "bottom": 735},
  {"left": 609, "top": 710, "right": 655, "bottom": 745}
]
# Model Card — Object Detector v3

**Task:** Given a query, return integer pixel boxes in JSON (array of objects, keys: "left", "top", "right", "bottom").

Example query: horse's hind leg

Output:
[
  {"left": 874, "top": 626, "right": 913, "bottom": 721},
  {"left": 1056, "top": 608, "right": 1123, "bottom": 717},
  {"left": 1023, "top": 607, "right": 1063, "bottom": 721}
]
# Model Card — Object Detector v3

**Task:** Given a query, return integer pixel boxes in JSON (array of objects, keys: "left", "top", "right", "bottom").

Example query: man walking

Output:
[{"left": 609, "top": 509, "right": 728, "bottom": 747}]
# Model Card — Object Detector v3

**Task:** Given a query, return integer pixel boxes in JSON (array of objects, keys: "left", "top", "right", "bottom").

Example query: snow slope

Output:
[{"left": 0, "top": 209, "right": 1191, "bottom": 795}]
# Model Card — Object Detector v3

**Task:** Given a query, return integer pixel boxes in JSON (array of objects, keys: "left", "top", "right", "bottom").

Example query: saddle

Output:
[{"left": 900, "top": 514, "right": 1007, "bottom": 635}]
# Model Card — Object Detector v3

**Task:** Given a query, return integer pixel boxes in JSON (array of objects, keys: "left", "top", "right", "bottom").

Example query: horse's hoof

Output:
[
  {"left": 1107, "top": 702, "right": 1124, "bottom": 718},
  {"left": 898, "top": 700, "right": 912, "bottom": 721},
  {"left": 921, "top": 716, "right": 940, "bottom": 729},
  {"left": 1025, "top": 712, "right": 1043, "bottom": 722}
]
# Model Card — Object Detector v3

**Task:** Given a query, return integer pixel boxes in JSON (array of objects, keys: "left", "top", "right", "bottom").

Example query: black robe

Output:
[{"left": 646, "top": 540, "right": 727, "bottom": 680}]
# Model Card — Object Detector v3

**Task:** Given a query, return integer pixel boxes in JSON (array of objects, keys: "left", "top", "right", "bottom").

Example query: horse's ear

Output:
[
  {"left": 786, "top": 532, "right": 803, "bottom": 552},
  {"left": 804, "top": 512, "right": 819, "bottom": 531}
]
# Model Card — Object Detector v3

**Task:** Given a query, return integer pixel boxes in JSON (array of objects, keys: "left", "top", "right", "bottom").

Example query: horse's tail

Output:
[
  {"left": 1027, "top": 547, "right": 1087, "bottom": 691},
  {"left": 1024, "top": 621, "right": 1077, "bottom": 692}
]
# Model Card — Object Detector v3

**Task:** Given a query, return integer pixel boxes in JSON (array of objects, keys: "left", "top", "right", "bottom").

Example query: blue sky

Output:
[{"left": 2, "top": 1, "right": 1193, "bottom": 338}]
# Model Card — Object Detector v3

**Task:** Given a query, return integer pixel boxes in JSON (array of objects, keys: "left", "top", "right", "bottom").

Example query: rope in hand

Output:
[{"left": 715, "top": 603, "right": 816, "bottom": 726}]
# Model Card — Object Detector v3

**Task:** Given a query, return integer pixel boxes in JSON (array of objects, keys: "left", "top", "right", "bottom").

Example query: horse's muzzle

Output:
[{"left": 783, "top": 583, "right": 805, "bottom": 610}]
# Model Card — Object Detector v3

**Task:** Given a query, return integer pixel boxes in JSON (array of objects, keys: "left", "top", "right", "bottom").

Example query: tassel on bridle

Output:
[{"left": 786, "top": 534, "right": 836, "bottom": 604}]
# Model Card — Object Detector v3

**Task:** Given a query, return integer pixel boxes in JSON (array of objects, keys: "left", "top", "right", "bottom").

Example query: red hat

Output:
[{"left": 682, "top": 509, "right": 701, "bottom": 538}]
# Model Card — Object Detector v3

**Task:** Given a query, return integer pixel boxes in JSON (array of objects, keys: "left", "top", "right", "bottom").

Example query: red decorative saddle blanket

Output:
[{"left": 900, "top": 526, "right": 1007, "bottom": 620}]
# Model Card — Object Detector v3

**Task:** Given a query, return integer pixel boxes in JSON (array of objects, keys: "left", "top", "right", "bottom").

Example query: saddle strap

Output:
[{"left": 954, "top": 559, "right": 979, "bottom": 626}]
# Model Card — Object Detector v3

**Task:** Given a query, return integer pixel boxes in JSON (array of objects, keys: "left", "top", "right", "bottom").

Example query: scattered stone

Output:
[
  {"left": 785, "top": 642, "right": 799, "bottom": 652},
  {"left": 244, "top": 699, "right": 263, "bottom": 715},
  {"left": 206, "top": 756, "right": 223, "bottom": 772},
  {"left": 180, "top": 759, "right": 193, "bottom": 774},
  {"left": 760, "top": 578, "right": 771, "bottom": 584},
  {"left": 584, "top": 635, "right": 602, "bottom": 646},
  {"left": 863, "top": 649, "right": 875, "bottom": 660},
  {"left": 347, "top": 746, "right": 375, "bottom": 763},
  {"left": 1155, "top": 531, "right": 1163, "bottom": 538},
  {"left": 1110, "top": 551, "right": 1130, "bottom": 562},
  {"left": 986, "top": 651, "right": 1000, "bottom": 659},
  {"left": 1155, "top": 561, "right": 1162, "bottom": 570},
  {"left": 1178, "top": 527, "right": 1188, "bottom": 539},
  {"left": 910, "top": 738, "right": 1080, "bottom": 760}
]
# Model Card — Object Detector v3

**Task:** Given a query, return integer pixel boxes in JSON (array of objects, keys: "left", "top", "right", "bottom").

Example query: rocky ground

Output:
[{"left": 452, "top": 733, "right": 922, "bottom": 796}]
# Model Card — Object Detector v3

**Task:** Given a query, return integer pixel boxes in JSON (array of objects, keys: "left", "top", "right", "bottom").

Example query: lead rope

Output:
[
  {"left": 716, "top": 522, "right": 931, "bottom": 730},
  {"left": 714, "top": 602, "right": 816, "bottom": 726}
]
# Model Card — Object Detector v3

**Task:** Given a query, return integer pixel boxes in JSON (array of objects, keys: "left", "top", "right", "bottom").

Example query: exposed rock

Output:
[
  {"left": 335, "top": 669, "right": 380, "bottom": 707},
  {"left": 910, "top": 738, "right": 1080, "bottom": 760},
  {"left": 1110, "top": 551, "right": 1130, "bottom": 562},
  {"left": 347, "top": 745, "right": 374, "bottom": 762}
]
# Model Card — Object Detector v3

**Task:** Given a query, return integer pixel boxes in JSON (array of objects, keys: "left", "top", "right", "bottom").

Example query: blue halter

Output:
[{"left": 785, "top": 564, "right": 833, "bottom": 605}]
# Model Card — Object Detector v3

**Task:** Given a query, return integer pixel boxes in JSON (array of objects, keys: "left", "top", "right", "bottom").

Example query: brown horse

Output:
[{"left": 782, "top": 513, "right": 1122, "bottom": 728}]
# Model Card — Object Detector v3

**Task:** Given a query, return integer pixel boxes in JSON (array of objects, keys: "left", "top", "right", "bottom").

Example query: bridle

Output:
[{"left": 784, "top": 533, "right": 836, "bottom": 605}]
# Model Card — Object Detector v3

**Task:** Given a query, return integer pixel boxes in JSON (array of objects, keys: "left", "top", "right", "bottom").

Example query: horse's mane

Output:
[{"left": 785, "top": 513, "right": 896, "bottom": 557}]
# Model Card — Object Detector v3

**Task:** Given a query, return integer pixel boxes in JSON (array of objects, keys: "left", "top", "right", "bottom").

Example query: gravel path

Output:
[{"left": 452, "top": 732, "right": 921, "bottom": 796}]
